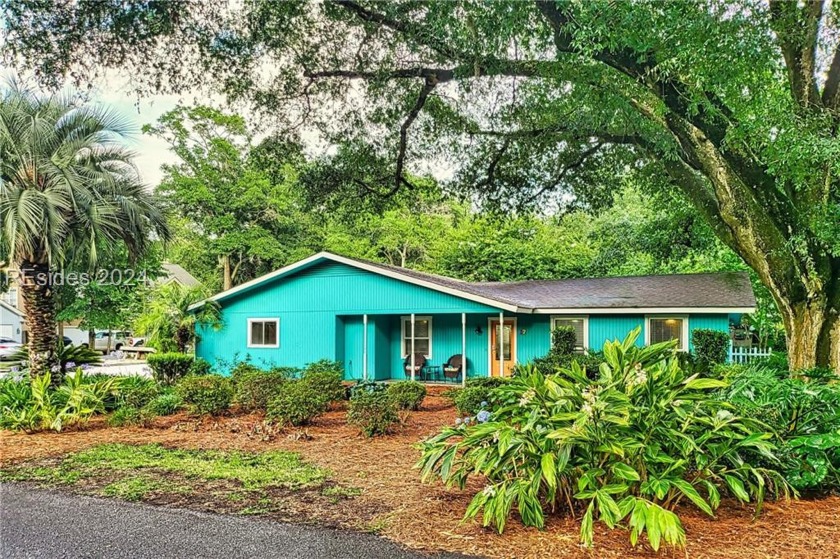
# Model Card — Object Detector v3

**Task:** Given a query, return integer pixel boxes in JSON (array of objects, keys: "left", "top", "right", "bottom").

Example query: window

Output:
[
  {"left": 401, "top": 316, "right": 432, "bottom": 358},
  {"left": 551, "top": 316, "right": 588, "bottom": 352},
  {"left": 646, "top": 316, "right": 688, "bottom": 350},
  {"left": 248, "top": 318, "right": 279, "bottom": 348}
]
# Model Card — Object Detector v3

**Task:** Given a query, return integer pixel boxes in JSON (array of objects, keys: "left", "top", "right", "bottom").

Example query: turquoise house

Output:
[{"left": 192, "top": 252, "right": 755, "bottom": 381}]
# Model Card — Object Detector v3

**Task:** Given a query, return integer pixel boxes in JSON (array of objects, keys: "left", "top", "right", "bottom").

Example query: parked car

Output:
[
  {"left": 93, "top": 331, "right": 130, "bottom": 354},
  {"left": 0, "top": 337, "right": 23, "bottom": 361}
]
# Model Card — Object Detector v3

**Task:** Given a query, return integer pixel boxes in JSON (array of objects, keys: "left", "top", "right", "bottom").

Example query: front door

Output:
[{"left": 489, "top": 319, "right": 516, "bottom": 377}]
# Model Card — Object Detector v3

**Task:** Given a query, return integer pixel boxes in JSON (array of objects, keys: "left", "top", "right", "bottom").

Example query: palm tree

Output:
[
  {"left": 0, "top": 83, "right": 169, "bottom": 379},
  {"left": 134, "top": 283, "right": 221, "bottom": 353}
]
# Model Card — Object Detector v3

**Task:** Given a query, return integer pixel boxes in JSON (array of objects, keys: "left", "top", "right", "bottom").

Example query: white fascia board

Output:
[
  {"left": 188, "top": 252, "right": 519, "bottom": 313},
  {"left": 532, "top": 307, "right": 755, "bottom": 314}
]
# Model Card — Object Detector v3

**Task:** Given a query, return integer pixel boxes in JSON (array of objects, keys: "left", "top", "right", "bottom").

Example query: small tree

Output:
[{"left": 134, "top": 283, "right": 221, "bottom": 353}]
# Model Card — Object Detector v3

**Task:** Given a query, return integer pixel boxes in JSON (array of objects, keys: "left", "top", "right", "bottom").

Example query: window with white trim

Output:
[
  {"left": 646, "top": 316, "right": 687, "bottom": 350},
  {"left": 247, "top": 318, "right": 279, "bottom": 348},
  {"left": 401, "top": 316, "right": 432, "bottom": 358},
  {"left": 551, "top": 316, "right": 588, "bottom": 353}
]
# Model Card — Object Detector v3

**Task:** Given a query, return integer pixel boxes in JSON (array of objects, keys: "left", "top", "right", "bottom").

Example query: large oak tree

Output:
[{"left": 5, "top": 0, "right": 838, "bottom": 369}]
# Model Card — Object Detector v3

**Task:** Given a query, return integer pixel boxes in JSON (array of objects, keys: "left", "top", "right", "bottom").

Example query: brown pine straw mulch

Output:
[{"left": 2, "top": 386, "right": 838, "bottom": 559}]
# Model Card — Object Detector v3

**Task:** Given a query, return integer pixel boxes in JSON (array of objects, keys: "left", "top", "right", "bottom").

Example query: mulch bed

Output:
[{"left": 2, "top": 386, "right": 838, "bottom": 559}]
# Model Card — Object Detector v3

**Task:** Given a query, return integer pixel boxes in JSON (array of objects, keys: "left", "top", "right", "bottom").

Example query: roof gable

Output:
[{"left": 191, "top": 252, "right": 756, "bottom": 313}]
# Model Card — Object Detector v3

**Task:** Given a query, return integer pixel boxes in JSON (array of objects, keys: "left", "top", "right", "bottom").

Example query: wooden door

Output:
[{"left": 490, "top": 319, "right": 516, "bottom": 377}]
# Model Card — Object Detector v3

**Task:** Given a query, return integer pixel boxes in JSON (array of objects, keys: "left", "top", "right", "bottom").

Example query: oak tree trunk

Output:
[
  {"left": 781, "top": 288, "right": 840, "bottom": 371},
  {"left": 19, "top": 261, "right": 59, "bottom": 381}
]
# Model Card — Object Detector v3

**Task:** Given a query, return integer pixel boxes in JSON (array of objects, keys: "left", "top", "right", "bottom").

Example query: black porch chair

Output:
[
  {"left": 404, "top": 353, "right": 428, "bottom": 380},
  {"left": 442, "top": 355, "right": 464, "bottom": 382}
]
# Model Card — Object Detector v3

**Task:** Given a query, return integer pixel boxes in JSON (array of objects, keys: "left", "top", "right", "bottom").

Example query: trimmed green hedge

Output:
[
  {"left": 692, "top": 328, "right": 729, "bottom": 365},
  {"left": 146, "top": 353, "right": 194, "bottom": 385}
]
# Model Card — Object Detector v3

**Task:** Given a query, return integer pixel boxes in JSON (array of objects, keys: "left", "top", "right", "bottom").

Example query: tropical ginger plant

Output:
[{"left": 417, "top": 328, "right": 791, "bottom": 550}]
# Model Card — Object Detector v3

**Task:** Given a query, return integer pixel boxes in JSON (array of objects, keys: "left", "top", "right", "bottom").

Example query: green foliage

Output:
[
  {"left": 11, "top": 443, "right": 329, "bottom": 490},
  {"left": 720, "top": 365, "right": 840, "bottom": 493},
  {"left": 446, "top": 377, "right": 511, "bottom": 416},
  {"left": 550, "top": 326, "right": 577, "bottom": 355},
  {"left": 233, "top": 369, "right": 289, "bottom": 412},
  {"left": 301, "top": 360, "right": 345, "bottom": 404},
  {"left": 143, "top": 392, "right": 183, "bottom": 416},
  {"left": 266, "top": 380, "right": 328, "bottom": 427},
  {"left": 418, "top": 329, "right": 790, "bottom": 550},
  {"left": 146, "top": 353, "right": 195, "bottom": 385},
  {"left": 117, "top": 376, "right": 160, "bottom": 409},
  {"left": 134, "top": 283, "right": 221, "bottom": 353},
  {"left": 348, "top": 379, "right": 387, "bottom": 399},
  {"left": 347, "top": 390, "right": 399, "bottom": 437},
  {"left": 175, "top": 375, "right": 233, "bottom": 416},
  {"left": 0, "top": 83, "right": 169, "bottom": 376},
  {"left": 109, "top": 405, "right": 154, "bottom": 427},
  {"left": 387, "top": 381, "right": 427, "bottom": 411},
  {"left": 189, "top": 357, "right": 212, "bottom": 376},
  {"left": 0, "top": 370, "right": 120, "bottom": 432},
  {"left": 691, "top": 329, "right": 730, "bottom": 366}
]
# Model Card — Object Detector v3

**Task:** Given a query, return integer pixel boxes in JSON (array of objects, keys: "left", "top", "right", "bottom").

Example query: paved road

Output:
[{"left": 0, "top": 484, "right": 471, "bottom": 559}]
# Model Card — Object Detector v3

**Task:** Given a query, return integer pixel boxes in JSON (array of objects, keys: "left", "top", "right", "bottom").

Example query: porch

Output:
[{"left": 335, "top": 312, "right": 548, "bottom": 384}]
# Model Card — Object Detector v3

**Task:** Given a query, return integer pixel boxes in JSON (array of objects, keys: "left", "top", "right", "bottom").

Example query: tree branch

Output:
[
  {"left": 823, "top": 43, "right": 840, "bottom": 111},
  {"left": 394, "top": 76, "right": 437, "bottom": 191},
  {"left": 769, "top": 0, "right": 824, "bottom": 109},
  {"left": 527, "top": 141, "right": 604, "bottom": 203}
]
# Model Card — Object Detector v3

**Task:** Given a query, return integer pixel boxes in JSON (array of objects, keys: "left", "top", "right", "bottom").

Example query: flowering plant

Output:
[{"left": 418, "top": 328, "right": 790, "bottom": 550}]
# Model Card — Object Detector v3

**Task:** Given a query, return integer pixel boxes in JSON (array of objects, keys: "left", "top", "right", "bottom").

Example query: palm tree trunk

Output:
[{"left": 19, "top": 261, "right": 59, "bottom": 381}]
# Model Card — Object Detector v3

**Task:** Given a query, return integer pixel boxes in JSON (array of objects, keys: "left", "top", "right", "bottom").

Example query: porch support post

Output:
[
  {"left": 410, "top": 313, "right": 416, "bottom": 381},
  {"left": 499, "top": 311, "right": 504, "bottom": 377},
  {"left": 362, "top": 314, "right": 368, "bottom": 381},
  {"left": 461, "top": 312, "right": 467, "bottom": 387}
]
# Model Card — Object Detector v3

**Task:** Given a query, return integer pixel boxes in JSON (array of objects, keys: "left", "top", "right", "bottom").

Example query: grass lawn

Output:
[
  {"left": 1, "top": 444, "right": 368, "bottom": 525},
  {"left": 2, "top": 387, "right": 839, "bottom": 558}
]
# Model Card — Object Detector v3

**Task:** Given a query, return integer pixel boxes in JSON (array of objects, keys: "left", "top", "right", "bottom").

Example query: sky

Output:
[{"left": 91, "top": 88, "right": 184, "bottom": 188}]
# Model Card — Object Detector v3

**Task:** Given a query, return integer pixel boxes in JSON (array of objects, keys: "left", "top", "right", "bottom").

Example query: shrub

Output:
[
  {"left": 301, "top": 360, "right": 345, "bottom": 404},
  {"left": 387, "top": 381, "right": 427, "bottom": 411},
  {"left": 146, "top": 353, "right": 195, "bottom": 385},
  {"left": 117, "top": 376, "right": 159, "bottom": 409},
  {"left": 691, "top": 329, "right": 729, "bottom": 366},
  {"left": 347, "top": 390, "right": 398, "bottom": 437},
  {"left": 348, "top": 380, "right": 387, "bottom": 399},
  {"left": 234, "top": 369, "right": 288, "bottom": 411},
  {"left": 109, "top": 405, "right": 154, "bottom": 427},
  {"left": 189, "top": 357, "right": 212, "bottom": 376},
  {"left": 143, "top": 392, "right": 183, "bottom": 416},
  {"left": 0, "top": 371, "right": 118, "bottom": 432},
  {"left": 176, "top": 375, "right": 233, "bottom": 416},
  {"left": 447, "top": 377, "right": 510, "bottom": 416},
  {"left": 418, "top": 328, "right": 790, "bottom": 550},
  {"left": 531, "top": 351, "right": 604, "bottom": 378},
  {"left": 266, "top": 380, "right": 328, "bottom": 426},
  {"left": 550, "top": 325, "right": 577, "bottom": 355},
  {"left": 720, "top": 364, "right": 840, "bottom": 493}
]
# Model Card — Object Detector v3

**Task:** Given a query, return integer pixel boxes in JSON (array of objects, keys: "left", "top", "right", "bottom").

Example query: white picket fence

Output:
[{"left": 728, "top": 344, "right": 773, "bottom": 364}]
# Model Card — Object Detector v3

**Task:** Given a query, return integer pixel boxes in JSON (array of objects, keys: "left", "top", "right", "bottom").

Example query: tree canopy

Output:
[{"left": 5, "top": 0, "right": 837, "bottom": 368}]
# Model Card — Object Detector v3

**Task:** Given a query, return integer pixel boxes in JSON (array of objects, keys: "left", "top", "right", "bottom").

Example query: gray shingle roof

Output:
[{"left": 357, "top": 258, "right": 755, "bottom": 310}]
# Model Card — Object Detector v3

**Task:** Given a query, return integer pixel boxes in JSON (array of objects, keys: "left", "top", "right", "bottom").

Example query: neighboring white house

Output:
[
  {"left": 0, "top": 300, "right": 24, "bottom": 342},
  {"left": 1, "top": 262, "right": 201, "bottom": 345}
]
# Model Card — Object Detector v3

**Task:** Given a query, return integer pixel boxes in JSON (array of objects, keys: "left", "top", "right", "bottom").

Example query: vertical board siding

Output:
[
  {"left": 197, "top": 259, "right": 737, "bottom": 376},
  {"left": 589, "top": 315, "right": 645, "bottom": 351},
  {"left": 198, "top": 261, "right": 499, "bottom": 372},
  {"left": 687, "top": 314, "right": 731, "bottom": 351}
]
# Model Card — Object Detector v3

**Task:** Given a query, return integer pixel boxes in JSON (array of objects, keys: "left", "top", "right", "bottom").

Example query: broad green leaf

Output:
[
  {"left": 724, "top": 475, "right": 750, "bottom": 502},
  {"left": 672, "top": 479, "right": 714, "bottom": 516},
  {"left": 611, "top": 462, "right": 641, "bottom": 481}
]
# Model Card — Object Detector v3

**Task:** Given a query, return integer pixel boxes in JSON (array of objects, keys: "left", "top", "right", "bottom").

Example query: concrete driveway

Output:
[{"left": 0, "top": 484, "right": 472, "bottom": 559}]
